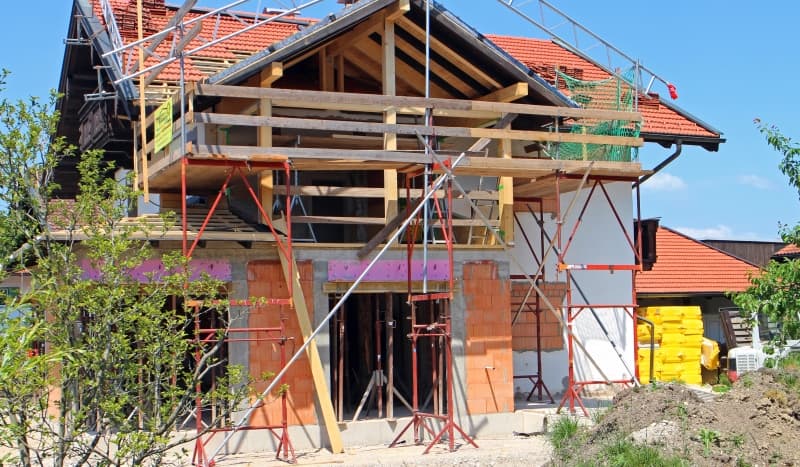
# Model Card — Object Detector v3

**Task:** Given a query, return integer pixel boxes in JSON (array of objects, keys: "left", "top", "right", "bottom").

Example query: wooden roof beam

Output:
[
  {"left": 396, "top": 16, "right": 502, "bottom": 90},
  {"left": 193, "top": 84, "right": 642, "bottom": 122},
  {"left": 479, "top": 82, "right": 528, "bottom": 103},
  {"left": 394, "top": 34, "right": 476, "bottom": 98},
  {"left": 195, "top": 113, "right": 644, "bottom": 147},
  {"left": 288, "top": 0, "right": 408, "bottom": 67},
  {"left": 352, "top": 40, "right": 451, "bottom": 97},
  {"left": 342, "top": 49, "right": 417, "bottom": 96}
]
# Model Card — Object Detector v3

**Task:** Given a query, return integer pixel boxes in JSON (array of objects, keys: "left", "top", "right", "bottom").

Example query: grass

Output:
[
  {"left": 740, "top": 374, "right": 754, "bottom": 388},
  {"left": 713, "top": 373, "right": 733, "bottom": 393},
  {"left": 778, "top": 351, "right": 800, "bottom": 370},
  {"left": 600, "top": 439, "right": 689, "bottom": 467},
  {"left": 549, "top": 416, "right": 580, "bottom": 452},
  {"left": 698, "top": 428, "right": 719, "bottom": 457}
]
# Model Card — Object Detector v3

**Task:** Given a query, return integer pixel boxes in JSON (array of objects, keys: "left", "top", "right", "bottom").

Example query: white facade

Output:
[{"left": 510, "top": 181, "right": 636, "bottom": 396}]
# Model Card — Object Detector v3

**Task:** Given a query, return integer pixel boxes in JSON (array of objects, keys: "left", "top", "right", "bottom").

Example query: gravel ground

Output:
[{"left": 213, "top": 435, "right": 552, "bottom": 467}]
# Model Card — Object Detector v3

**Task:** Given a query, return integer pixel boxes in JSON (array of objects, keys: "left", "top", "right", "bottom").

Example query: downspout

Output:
[{"left": 632, "top": 140, "right": 683, "bottom": 188}]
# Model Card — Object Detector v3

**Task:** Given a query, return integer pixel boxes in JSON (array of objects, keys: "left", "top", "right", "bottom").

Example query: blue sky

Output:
[{"left": 1, "top": 1, "right": 797, "bottom": 241}]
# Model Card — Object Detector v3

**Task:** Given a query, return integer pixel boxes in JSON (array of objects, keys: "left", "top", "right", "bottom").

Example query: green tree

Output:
[
  {"left": 733, "top": 121, "right": 800, "bottom": 353},
  {"left": 0, "top": 73, "right": 251, "bottom": 466}
]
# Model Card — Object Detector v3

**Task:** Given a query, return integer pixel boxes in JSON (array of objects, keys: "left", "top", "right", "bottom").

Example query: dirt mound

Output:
[{"left": 575, "top": 368, "right": 800, "bottom": 466}]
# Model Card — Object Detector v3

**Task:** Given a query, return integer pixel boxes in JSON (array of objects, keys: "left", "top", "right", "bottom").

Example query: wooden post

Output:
[
  {"left": 336, "top": 55, "right": 345, "bottom": 93},
  {"left": 136, "top": 0, "right": 148, "bottom": 201},
  {"left": 582, "top": 126, "right": 588, "bottom": 160},
  {"left": 258, "top": 63, "right": 282, "bottom": 224},
  {"left": 279, "top": 251, "right": 344, "bottom": 454},
  {"left": 498, "top": 130, "right": 514, "bottom": 245},
  {"left": 319, "top": 47, "right": 334, "bottom": 92},
  {"left": 382, "top": 18, "right": 398, "bottom": 226}
]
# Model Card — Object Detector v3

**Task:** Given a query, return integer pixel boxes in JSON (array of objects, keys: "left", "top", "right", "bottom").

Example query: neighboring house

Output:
[
  {"left": 52, "top": 0, "right": 723, "bottom": 457},
  {"left": 636, "top": 226, "right": 759, "bottom": 347},
  {"left": 702, "top": 239, "right": 785, "bottom": 268},
  {"left": 772, "top": 243, "right": 800, "bottom": 261}
]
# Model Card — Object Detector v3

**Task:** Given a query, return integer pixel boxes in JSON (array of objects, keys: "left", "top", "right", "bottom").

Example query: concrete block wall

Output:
[
  {"left": 462, "top": 261, "right": 514, "bottom": 415},
  {"left": 246, "top": 259, "right": 316, "bottom": 426},
  {"left": 510, "top": 281, "right": 566, "bottom": 351}
]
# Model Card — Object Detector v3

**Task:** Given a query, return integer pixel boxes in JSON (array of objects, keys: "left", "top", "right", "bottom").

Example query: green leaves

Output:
[
  {"left": 0, "top": 75, "right": 246, "bottom": 466},
  {"left": 732, "top": 122, "right": 800, "bottom": 356}
]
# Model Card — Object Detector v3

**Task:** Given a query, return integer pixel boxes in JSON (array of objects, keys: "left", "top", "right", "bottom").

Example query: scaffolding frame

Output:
[
  {"left": 190, "top": 301, "right": 296, "bottom": 464},
  {"left": 180, "top": 157, "right": 295, "bottom": 466},
  {"left": 553, "top": 174, "right": 642, "bottom": 415},
  {"left": 386, "top": 162, "right": 478, "bottom": 453},
  {"left": 510, "top": 201, "right": 554, "bottom": 404}
]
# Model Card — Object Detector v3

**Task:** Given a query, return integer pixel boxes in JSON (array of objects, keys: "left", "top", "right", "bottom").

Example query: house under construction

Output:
[{"left": 55, "top": 0, "right": 724, "bottom": 462}]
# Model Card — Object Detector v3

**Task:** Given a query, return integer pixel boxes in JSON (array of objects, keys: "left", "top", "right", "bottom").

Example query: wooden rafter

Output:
[{"left": 396, "top": 16, "right": 502, "bottom": 90}]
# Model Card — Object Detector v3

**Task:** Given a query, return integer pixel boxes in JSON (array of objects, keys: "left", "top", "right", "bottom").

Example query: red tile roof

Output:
[
  {"left": 90, "top": 0, "right": 309, "bottom": 82},
  {"left": 774, "top": 244, "right": 800, "bottom": 257},
  {"left": 636, "top": 226, "right": 759, "bottom": 294},
  {"left": 89, "top": 2, "right": 718, "bottom": 140},
  {"left": 486, "top": 35, "right": 719, "bottom": 139}
]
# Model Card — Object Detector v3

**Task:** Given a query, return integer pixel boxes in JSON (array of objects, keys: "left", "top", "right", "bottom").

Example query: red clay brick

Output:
[{"left": 466, "top": 398, "right": 487, "bottom": 415}]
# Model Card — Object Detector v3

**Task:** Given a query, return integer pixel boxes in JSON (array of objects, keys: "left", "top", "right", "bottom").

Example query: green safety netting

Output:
[{"left": 552, "top": 68, "right": 641, "bottom": 162}]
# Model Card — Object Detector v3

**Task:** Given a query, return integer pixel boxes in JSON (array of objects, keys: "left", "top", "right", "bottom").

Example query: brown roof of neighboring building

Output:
[{"left": 636, "top": 226, "right": 759, "bottom": 295}]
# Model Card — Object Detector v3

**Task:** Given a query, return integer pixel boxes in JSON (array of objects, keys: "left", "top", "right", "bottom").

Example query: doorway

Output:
[{"left": 329, "top": 292, "right": 447, "bottom": 422}]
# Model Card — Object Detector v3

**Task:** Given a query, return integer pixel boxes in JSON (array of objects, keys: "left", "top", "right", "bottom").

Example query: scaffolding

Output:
[
  {"left": 92, "top": 0, "right": 662, "bottom": 463},
  {"left": 386, "top": 161, "right": 478, "bottom": 453},
  {"left": 190, "top": 300, "right": 296, "bottom": 464},
  {"left": 553, "top": 174, "right": 642, "bottom": 415},
  {"left": 511, "top": 201, "right": 554, "bottom": 404}
]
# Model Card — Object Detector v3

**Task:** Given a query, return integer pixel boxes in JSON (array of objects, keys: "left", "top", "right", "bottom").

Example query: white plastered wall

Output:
[{"left": 510, "top": 181, "right": 636, "bottom": 397}]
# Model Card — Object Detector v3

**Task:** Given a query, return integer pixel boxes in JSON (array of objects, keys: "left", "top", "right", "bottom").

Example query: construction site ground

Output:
[
  {"left": 216, "top": 365, "right": 800, "bottom": 466},
  {"left": 214, "top": 434, "right": 552, "bottom": 467},
  {"left": 555, "top": 367, "right": 800, "bottom": 466}
]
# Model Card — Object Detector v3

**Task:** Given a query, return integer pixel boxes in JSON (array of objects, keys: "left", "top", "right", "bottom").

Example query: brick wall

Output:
[
  {"left": 510, "top": 281, "right": 566, "bottom": 351},
  {"left": 246, "top": 260, "right": 316, "bottom": 426},
  {"left": 462, "top": 261, "right": 514, "bottom": 415}
]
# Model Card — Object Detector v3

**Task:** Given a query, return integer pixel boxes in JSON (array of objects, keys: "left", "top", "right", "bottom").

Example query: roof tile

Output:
[
  {"left": 486, "top": 35, "right": 719, "bottom": 139},
  {"left": 90, "top": 2, "right": 718, "bottom": 140},
  {"left": 636, "top": 226, "right": 759, "bottom": 294}
]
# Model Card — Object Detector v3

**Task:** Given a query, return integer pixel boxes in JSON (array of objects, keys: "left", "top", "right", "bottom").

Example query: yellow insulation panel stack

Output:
[{"left": 636, "top": 306, "right": 703, "bottom": 385}]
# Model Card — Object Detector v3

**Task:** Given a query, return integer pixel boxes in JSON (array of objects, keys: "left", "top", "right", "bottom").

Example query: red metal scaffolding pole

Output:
[
  {"left": 555, "top": 175, "right": 641, "bottom": 416},
  {"left": 178, "top": 152, "right": 296, "bottom": 465},
  {"left": 389, "top": 164, "right": 477, "bottom": 453},
  {"left": 191, "top": 303, "right": 295, "bottom": 464}
]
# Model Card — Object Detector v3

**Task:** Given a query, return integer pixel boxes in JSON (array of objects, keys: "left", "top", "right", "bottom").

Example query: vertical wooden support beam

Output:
[
  {"left": 336, "top": 54, "right": 345, "bottom": 93},
  {"left": 258, "top": 63, "right": 282, "bottom": 223},
  {"left": 278, "top": 251, "right": 344, "bottom": 454},
  {"left": 382, "top": 19, "right": 398, "bottom": 224},
  {"left": 319, "top": 47, "right": 335, "bottom": 92},
  {"left": 136, "top": 0, "right": 148, "bottom": 201},
  {"left": 498, "top": 131, "right": 515, "bottom": 245}
]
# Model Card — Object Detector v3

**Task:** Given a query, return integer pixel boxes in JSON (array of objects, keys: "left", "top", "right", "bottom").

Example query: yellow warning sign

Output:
[{"left": 153, "top": 99, "right": 173, "bottom": 153}]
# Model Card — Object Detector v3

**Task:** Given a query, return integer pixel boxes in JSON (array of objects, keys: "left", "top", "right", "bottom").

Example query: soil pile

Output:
[{"left": 574, "top": 368, "right": 800, "bottom": 466}]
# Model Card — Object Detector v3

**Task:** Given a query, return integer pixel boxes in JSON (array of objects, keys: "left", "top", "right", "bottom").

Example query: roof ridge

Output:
[{"left": 660, "top": 225, "right": 761, "bottom": 268}]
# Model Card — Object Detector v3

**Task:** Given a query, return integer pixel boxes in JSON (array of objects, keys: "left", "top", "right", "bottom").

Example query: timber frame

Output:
[{"left": 131, "top": 0, "right": 647, "bottom": 247}]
